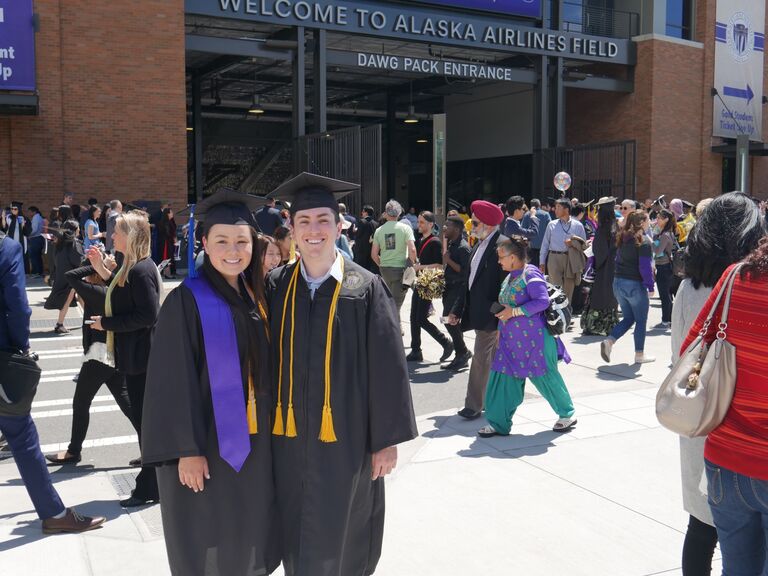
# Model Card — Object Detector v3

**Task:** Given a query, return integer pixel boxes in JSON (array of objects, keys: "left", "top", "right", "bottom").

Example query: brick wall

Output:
[
  {"left": 567, "top": 0, "right": 768, "bottom": 202},
  {"left": 0, "top": 0, "right": 187, "bottom": 213}
]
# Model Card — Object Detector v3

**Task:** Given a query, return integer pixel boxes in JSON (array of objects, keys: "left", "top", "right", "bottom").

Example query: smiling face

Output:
[
  {"left": 417, "top": 215, "right": 433, "bottom": 236},
  {"left": 202, "top": 224, "right": 253, "bottom": 280},
  {"left": 262, "top": 242, "right": 282, "bottom": 274},
  {"left": 291, "top": 207, "right": 341, "bottom": 262}
]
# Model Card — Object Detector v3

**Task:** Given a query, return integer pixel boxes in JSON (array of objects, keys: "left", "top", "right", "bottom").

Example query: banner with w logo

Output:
[{"left": 713, "top": 0, "right": 765, "bottom": 141}]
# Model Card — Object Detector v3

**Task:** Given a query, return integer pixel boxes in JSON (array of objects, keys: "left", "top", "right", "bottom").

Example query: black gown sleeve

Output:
[
  {"left": 142, "top": 287, "right": 208, "bottom": 465},
  {"left": 366, "top": 276, "right": 417, "bottom": 453}
]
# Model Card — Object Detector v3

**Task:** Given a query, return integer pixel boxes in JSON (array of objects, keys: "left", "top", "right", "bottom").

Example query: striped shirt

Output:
[{"left": 681, "top": 264, "right": 768, "bottom": 480}]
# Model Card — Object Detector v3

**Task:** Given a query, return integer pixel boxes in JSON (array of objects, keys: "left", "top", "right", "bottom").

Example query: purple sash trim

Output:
[{"left": 184, "top": 276, "right": 250, "bottom": 472}]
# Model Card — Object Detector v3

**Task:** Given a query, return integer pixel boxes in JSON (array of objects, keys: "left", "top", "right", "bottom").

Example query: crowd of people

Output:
[{"left": 2, "top": 182, "right": 768, "bottom": 575}]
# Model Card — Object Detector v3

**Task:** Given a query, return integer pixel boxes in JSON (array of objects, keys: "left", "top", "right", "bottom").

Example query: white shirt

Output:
[
  {"left": 468, "top": 229, "right": 497, "bottom": 289},
  {"left": 300, "top": 250, "right": 344, "bottom": 299}
]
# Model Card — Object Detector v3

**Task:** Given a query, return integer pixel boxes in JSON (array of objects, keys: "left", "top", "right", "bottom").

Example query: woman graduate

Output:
[{"left": 142, "top": 189, "right": 280, "bottom": 576}]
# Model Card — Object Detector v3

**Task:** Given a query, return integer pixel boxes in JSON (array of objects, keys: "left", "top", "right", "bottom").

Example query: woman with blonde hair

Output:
[
  {"left": 88, "top": 210, "right": 162, "bottom": 507},
  {"left": 601, "top": 209, "right": 656, "bottom": 364}
]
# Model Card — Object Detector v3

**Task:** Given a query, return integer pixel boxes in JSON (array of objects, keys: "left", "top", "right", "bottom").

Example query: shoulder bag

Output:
[
  {"left": 655, "top": 263, "right": 741, "bottom": 438},
  {"left": 0, "top": 233, "right": 42, "bottom": 416}
]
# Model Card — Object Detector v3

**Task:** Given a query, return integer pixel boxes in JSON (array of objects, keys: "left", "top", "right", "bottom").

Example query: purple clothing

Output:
[{"left": 491, "top": 265, "right": 570, "bottom": 379}]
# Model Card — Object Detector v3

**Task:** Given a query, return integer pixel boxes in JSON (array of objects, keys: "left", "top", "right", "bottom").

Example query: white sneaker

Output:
[
  {"left": 600, "top": 339, "right": 613, "bottom": 363},
  {"left": 634, "top": 353, "right": 656, "bottom": 364}
]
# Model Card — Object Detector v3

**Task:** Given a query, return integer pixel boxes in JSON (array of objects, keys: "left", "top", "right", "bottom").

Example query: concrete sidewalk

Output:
[{"left": 0, "top": 288, "right": 709, "bottom": 576}]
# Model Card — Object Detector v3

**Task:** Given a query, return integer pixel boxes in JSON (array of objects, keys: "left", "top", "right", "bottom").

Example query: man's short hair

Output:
[
  {"left": 555, "top": 198, "right": 571, "bottom": 211},
  {"left": 505, "top": 195, "right": 526, "bottom": 215},
  {"left": 362, "top": 205, "right": 375, "bottom": 217},
  {"left": 446, "top": 215, "right": 465, "bottom": 228},
  {"left": 338, "top": 203, "right": 347, "bottom": 214},
  {"left": 385, "top": 199, "right": 403, "bottom": 218},
  {"left": 109, "top": 199, "right": 122, "bottom": 211},
  {"left": 529, "top": 198, "right": 541, "bottom": 209},
  {"left": 87, "top": 197, "right": 98, "bottom": 206}
]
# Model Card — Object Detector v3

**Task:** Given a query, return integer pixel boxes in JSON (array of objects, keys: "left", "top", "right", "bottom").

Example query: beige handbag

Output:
[{"left": 656, "top": 263, "right": 742, "bottom": 438}]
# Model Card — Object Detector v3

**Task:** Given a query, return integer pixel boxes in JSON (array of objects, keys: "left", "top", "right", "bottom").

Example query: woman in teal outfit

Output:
[{"left": 477, "top": 235, "right": 577, "bottom": 438}]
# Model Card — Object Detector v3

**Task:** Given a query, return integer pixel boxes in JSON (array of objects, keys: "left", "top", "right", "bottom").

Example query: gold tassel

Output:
[
  {"left": 319, "top": 406, "right": 337, "bottom": 443},
  {"left": 247, "top": 371, "right": 258, "bottom": 434},
  {"left": 273, "top": 263, "right": 300, "bottom": 437},
  {"left": 285, "top": 404, "right": 297, "bottom": 437},
  {"left": 272, "top": 406, "right": 285, "bottom": 436}
]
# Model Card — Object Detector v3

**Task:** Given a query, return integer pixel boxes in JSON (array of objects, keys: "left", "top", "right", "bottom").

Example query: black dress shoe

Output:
[
  {"left": 446, "top": 350, "right": 472, "bottom": 371},
  {"left": 405, "top": 350, "right": 423, "bottom": 362},
  {"left": 439, "top": 341, "right": 454, "bottom": 362},
  {"left": 120, "top": 495, "right": 158, "bottom": 508},
  {"left": 128, "top": 457, "right": 142, "bottom": 467},
  {"left": 457, "top": 407, "right": 481, "bottom": 420},
  {"left": 46, "top": 452, "right": 82, "bottom": 464}
]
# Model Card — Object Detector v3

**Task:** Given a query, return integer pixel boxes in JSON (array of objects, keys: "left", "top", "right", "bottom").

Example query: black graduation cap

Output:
[
  {"left": 653, "top": 195, "right": 667, "bottom": 208},
  {"left": 268, "top": 172, "right": 359, "bottom": 215},
  {"left": 10, "top": 201, "right": 23, "bottom": 209},
  {"left": 194, "top": 188, "right": 267, "bottom": 228},
  {"left": 681, "top": 200, "right": 694, "bottom": 209}
]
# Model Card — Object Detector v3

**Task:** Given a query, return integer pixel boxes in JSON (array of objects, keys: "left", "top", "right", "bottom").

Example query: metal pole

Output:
[
  {"left": 312, "top": 29, "right": 327, "bottom": 134},
  {"left": 292, "top": 27, "right": 306, "bottom": 139},
  {"left": 735, "top": 134, "right": 750, "bottom": 193},
  {"left": 192, "top": 75, "right": 203, "bottom": 203}
]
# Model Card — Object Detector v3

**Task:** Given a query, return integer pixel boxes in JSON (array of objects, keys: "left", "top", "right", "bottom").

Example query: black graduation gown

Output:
[
  {"left": 267, "top": 259, "right": 417, "bottom": 576},
  {"left": 44, "top": 241, "right": 83, "bottom": 310},
  {"left": 142, "top": 284, "right": 280, "bottom": 576},
  {"left": 590, "top": 224, "right": 618, "bottom": 311}
]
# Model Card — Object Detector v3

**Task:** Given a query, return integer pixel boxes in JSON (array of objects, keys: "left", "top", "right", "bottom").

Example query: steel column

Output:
[
  {"left": 292, "top": 26, "right": 306, "bottom": 140},
  {"left": 192, "top": 75, "right": 203, "bottom": 203},
  {"left": 312, "top": 29, "right": 327, "bottom": 134}
]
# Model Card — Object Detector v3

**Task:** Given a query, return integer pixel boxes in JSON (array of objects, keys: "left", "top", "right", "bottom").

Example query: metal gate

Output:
[
  {"left": 295, "top": 125, "right": 383, "bottom": 216},
  {"left": 534, "top": 140, "right": 636, "bottom": 202}
]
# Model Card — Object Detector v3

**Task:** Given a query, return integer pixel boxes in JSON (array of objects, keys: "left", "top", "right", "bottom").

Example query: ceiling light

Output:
[
  {"left": 249, "top": 94, "right": 265, "bottom": 114},
  {"left": 416, "top": 138, "right": 428, "bottom": 143},
  {"left": 186, "top": 126, "right": 194, "bottom": 132},
  {"left": 404, "top": 104, "right": 419, "bottom": 124}
]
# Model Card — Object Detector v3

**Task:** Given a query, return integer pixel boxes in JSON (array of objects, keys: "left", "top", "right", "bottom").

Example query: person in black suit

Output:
[
  {"left": 447, "top": 200, "right": 506, "bottom": 420},
  {"left": 352, "top": 204, "right": 379, "bottom": 273},
  {"left": 88, "top": 210, "right": 161, "bottom": 507}
]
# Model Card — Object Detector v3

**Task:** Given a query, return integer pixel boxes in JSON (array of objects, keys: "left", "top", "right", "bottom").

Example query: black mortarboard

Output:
[
  {"left": 268, "top": 172, "right": 359, "bottom": 215},
  {"left": 681, "top": 200, "right": 694, "bottom": 209},
  {"left": 11, "top": 201, "right": 23, "bottom": 209},
  {"left": 653, "top": 194, "right": 667, "bottom": 208},
  {"left": 194, "top": 188, "right": 267, "bottom": 228}
]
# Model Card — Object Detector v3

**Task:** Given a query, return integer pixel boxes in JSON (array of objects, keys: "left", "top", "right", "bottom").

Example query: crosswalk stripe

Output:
[
  {"left": 31, "top": 404, "right": 122, "bottom": 419},
  {"left": 42, "top": 369, "right": 80, "bottom": 376},
  {"left": 39, "top": 434, "right": 138, "bottom": 453},
  {"left": 30, "top": 335, "right": 83, "bottom": 342},
  {"left": 36, "top": 353, "right": 83, "bottom": 360},
  {"left": 32, "top": 395, "right": 113, "bottom": 408},
  {"left": 40, "top": 375, "right": 80, "bottom": 383},
  {"left": 37, "top": 347, "right": 84, "bottom": 355}
]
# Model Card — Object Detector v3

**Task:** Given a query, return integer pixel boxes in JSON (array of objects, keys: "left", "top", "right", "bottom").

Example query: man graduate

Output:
[{"left": 267, "top": 173, "right": 417, "bottom": 576}]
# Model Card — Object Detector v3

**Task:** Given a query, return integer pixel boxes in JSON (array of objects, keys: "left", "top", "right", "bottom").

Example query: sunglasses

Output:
[
  {"left": 470, "top": 219, "right": 481, "bottom": 227},
  {"left": 620, "top": 207, "right": 631, "bottom": 211}
]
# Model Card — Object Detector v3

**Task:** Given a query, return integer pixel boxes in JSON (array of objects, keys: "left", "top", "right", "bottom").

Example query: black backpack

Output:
[{"left": 543, "top": 281, "right": 572, "bottom": 336}]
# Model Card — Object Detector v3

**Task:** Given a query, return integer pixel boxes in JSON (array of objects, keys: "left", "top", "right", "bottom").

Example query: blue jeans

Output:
[
  {"left": 609, "top": 277, "right": 649, "bottom": 352},
  {"left": 0, "top": 414, "right": 66, "bottom": 520},
  {"left": 27, "top": 236, "right": 45, "bottom": 275},
  {"left": 706, "top": 459, "right": 768, "bottom": 576}
]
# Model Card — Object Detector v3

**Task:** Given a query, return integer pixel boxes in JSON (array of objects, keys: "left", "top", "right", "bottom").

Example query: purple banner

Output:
[
  {"left": 417, "top": 0, "right": 541, "bottom": 19},
  {"left": 0, "top": 0, "right": 36, "bottom": 91}
]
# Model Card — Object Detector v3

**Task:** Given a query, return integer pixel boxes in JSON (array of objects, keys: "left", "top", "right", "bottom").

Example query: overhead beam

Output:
[{"left": 186, "top": 34, "right": 292, "bottom": 61}]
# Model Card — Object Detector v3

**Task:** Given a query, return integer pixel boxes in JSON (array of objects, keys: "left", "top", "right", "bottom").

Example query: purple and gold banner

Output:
[
  {"left": 417, "top": 0, "right": 541, "bottom": 19},
  {"left": 0, "top": 0, "right": 36, "bottom": 92}
]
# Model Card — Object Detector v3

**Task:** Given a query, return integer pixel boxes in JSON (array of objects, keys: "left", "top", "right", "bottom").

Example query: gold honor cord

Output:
[
  {"left": 273, "top": 263, "right": 301, "bottom": 436},
  {"left": 272, "top": 258, "right": 345, "bottom": 443},
  {"left": 247, "top": 368, "right": 258, "bottom": 435}
]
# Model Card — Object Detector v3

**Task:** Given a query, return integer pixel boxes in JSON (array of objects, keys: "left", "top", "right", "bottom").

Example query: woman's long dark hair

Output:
[
  {"left": 200, "top": 226, "right": 268, "bottom": 393},
  {"left": 656, "top": 208, "right": 675, "bottom": 235},
  {"left": 685, "top": 192, "right": 766, "bottom": 288},
  {"left": 56, "top": 220, "right": 80, "bottom": 253},
  {"left": 616, "top": 210, "right": 648, "bottom": 248}
]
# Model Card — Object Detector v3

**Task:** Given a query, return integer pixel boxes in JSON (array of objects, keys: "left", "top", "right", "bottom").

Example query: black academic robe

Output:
[
  {"left": 267, "top": 259, "right": 417, "bottom": 576},
  {"left": 142, "top": 282, "right": 280, "bottom": 576}
]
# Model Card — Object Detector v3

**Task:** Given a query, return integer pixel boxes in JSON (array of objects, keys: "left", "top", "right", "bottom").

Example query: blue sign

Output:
[
  {"left": 0, "top": 0, "right": 36, "bottom": 91},
  {"left": 416, "top": 0, "right": 541, "bottom": 19}
]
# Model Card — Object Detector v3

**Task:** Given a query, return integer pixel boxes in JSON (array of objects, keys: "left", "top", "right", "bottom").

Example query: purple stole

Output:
[{"left": 184, "top": 275, "right": 250, "bottom": 472}]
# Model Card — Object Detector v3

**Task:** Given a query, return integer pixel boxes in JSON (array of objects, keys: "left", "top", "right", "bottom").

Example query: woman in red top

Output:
[{"left": 682, "top": 235, "right": 768, "bottom": 575}]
